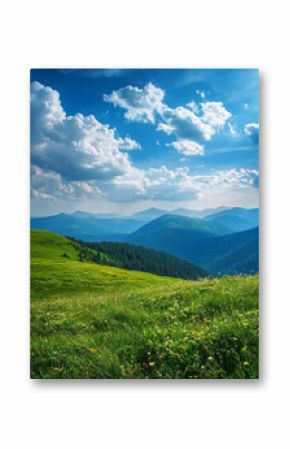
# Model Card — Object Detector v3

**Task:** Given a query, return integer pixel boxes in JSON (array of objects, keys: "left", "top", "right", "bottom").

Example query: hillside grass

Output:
[{"left": 31, "top": 230, "right": 259, "bottom": 379}]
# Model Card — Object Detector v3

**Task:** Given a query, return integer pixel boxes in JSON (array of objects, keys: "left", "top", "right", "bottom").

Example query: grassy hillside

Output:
[{"left": 31, "top": 230, "right": 259, "bottom": 379}]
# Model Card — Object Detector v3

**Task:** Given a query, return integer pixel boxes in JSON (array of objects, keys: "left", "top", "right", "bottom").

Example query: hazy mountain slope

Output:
[
  {"left": 186, "top": 227, "right": 259, "bottom": 273},
  {"left": 208, "top": 237, "right": 259, "bottom": 275},
  {"left": 204, "top": 214, "right": 257, "bottom": 233},
  {"left": 31, "top": 214, "right": 143, "bottom": 242},
  {"left": 172, "top": 206, "right": 229, "bottom": 218},
  {"left": 204, "top": 208, "right": 258, "bottom": 233},
  {"left": 130, "top": 207, "right": 168, "bottom": 222},
  {"left": 127, "top": 215, "right": 258, "bottom": 275},
  {"left": 126, "top": 214, "right": 230, "bottom": 259}
]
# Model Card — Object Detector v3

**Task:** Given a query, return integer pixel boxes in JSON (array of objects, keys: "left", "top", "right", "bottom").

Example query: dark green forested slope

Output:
[{"left": 78, "top": 240, "right": 209, "bottom": 280}]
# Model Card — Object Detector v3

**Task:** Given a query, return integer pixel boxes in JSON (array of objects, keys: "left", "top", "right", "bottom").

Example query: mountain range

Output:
[{"left": 31, "top": 206, "right": 259, "bottom": 275}]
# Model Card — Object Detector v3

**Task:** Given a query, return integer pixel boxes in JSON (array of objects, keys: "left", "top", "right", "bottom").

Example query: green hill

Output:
[
  {"left": 31, "top": 230, "right": 259, "bottom": 379},
  {"left": 32, "top": 230, "right": 208, "bottom": 280}
]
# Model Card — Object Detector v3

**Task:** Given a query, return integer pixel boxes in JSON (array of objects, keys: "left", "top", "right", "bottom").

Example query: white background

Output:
[{"left": 0, "top": 0, "right": 289, "bottom": 447}]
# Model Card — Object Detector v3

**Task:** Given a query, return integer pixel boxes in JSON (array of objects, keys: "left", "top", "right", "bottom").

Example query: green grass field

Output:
[{"left": 31, "top": 230, "right": 259, "bottom": 379}]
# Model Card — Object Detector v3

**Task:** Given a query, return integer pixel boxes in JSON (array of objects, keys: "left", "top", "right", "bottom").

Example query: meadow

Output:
[{"left": 31, "top": 230, "right": 259, "bottom": 379}]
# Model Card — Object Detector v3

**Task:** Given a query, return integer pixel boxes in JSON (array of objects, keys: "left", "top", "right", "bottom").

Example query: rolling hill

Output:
[
  {"left": 33, "top": 230, "right": 208, "bottom": 280},
  {"left": 30, "top": 229, "right": 259, "bottom": 379}
]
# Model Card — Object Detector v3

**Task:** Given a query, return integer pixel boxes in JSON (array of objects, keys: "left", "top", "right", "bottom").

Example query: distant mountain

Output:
[
  {"left": 208, "top": 233, "right": 259, "bottom": 275},
  {"left": 187, "top": 227, "right": 259, "bottom": 272},
  {"left": 129, "top": 206, "right": 230, "bottom": 221},
  {"left": 126, "top": 214, "right": 258, "bottom": 275},
  {"left": 71, "top": 210, "right": 122, "bottom": 219},
  {"left": 130, "top": 207, "right": 168, "bottom": 222},
  {"left": 172, "top": 206, "right": 229, "bottom": 218},
  {"left": 31, "top": 213, "right": 143, "bottom": 242},
  {"left": 204, "top": 208, "right": 259, "bottom": 233},
  {"left": 70, "top": 210, "right": 95, "bottom": 219},
  {"left": 76, "top": 239, "right": 209, "bottom": 280},
  {"left": 126, "top": 214, "right": 229, "bottom": 258}
]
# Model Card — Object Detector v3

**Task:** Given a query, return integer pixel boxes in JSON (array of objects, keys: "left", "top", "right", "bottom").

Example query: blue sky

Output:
[{"left": 30, "top": 69, "right": 259, "bottom": 216}]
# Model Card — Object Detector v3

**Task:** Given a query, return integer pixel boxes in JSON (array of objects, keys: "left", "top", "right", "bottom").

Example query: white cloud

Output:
[
  {"left": 157, "top": 101, "right": 231, "bottom": 154},
  {"left": 186, "top": 101, "right": 199, "bottom": 112},
  {"left": 244, "top": 123, "right": 259, "bottom": 144},
  {"left": 167, "top": 140, "right": 204, "bottom": 156},
  {"left": 203, "top": 168, "right": 259, "bottom": 189},
  {"left": 102, "top": 166, "right": 259, "bottom": 203},
  {"left": 31, "top": 82, "right": 140, "bottom": 182},
  {"left": 103, "top": 82, "right": 232, "bottom": 157},
  {"left": 158, "top": 106, "right": 214, "bottom": 141},
  {"left": 103, "top": 82, "right": 165, "bottom": 123},
  {"left": 200, "top": 101, "right": 232, "bottom": 128},
  {"left": 117, "top": 136, "right": 141, "bottom": 150},
  {"left": 31, "top": 165, "right": 102, "bottom": 202}
]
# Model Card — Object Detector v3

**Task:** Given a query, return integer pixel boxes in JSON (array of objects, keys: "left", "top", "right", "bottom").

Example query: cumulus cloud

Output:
[
  {"left": 107, "top": 166, "right": 199, "bottom": 202},
  {"left": 103, "top": 81, "right": 232, "bottom": 157},
  {"left": 244, "top": 123, "right": 259, "bottom": 144},
  {"left": 103, "top": 82, "right": 165, "bottom": 123},
  {"left": 31, "top": 82, "right": 140, "bottom": 182},
  {"left": 200, "top": 101, "right": 231, "bottom": 127},
  {"left": 202, "top": 168, "right": 259, "bottom": 189},
  {"left": 156, "top": 101, "right": 231, "bottom": 155},
  {"left": 158, "top": 102, "right": 231, "bottom": 141},
  {"left": 167, "top": 140, "right": 204, "bottom": 156},
  {"left": 158, "top": 106, "right": 214, "bottom": 141},
  {"left": 117, "top": 136, "right": 141, "bottom": 150},
  {"left": 31, "top": 165, "right": 102, "bottom": 202}
]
